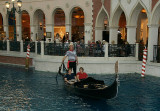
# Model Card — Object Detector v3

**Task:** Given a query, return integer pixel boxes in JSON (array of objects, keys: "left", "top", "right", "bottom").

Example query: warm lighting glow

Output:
[
  {"left": 74, "top": 15, "right": 80, "bottom": 18},
  {"left": 11, "top": 0, "right": 15, "bottom": 2},
  {"left": 5, "top": 2, "right": 10, "bottom": 9},
  {"left": 17, "top": 0, "right": 22, "bottom": 8},
  {"left": 104, "top": 20, "right": 108, "bottom": 25},
  {"left": 141, "top": 9, "right": 146, "bottom": 13}
]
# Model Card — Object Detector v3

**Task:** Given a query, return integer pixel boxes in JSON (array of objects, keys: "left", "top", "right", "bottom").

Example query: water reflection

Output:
[{"left": 0, "top": 64, "right": 160, "bottom": 111}]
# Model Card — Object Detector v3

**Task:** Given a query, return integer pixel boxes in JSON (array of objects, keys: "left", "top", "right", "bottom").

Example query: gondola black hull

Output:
[
  {"left": 58, "top": 63, "right": 118, "bottom": 99},
  {"left": 64, "top": 79, "right": 118, "bottom": 99}
]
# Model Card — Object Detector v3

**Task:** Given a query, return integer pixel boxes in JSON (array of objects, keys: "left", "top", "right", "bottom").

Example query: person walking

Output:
[{"left": 62, "top": 42, "right": 78, "bottom": 76}]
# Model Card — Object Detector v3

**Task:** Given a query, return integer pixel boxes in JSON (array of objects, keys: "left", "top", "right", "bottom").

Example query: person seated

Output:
[
  {"left": 76, "top": 67, "right": 88, "bottom": 82},
  {"left": 64, "top": 68, "right": 76, "bottom": 84}
]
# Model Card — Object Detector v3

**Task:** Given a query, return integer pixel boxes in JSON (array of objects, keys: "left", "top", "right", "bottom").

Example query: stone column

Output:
[
  {"left": 147, "top": 25, "right": 159, "bottom": 62},
  {"left": 41, "top": 41, "right": 44, "bottom": 57},
  {"left": 7, "top": 40, "right": 10, "bottom": 53},
  {"left": 95, "top": 27, "right": 103, "bottom": 42},
  {"left": 46, "top": 24, "right": 53, "bottom": 41},
  {"left": 17, "top": 24, "right": 22, "bottom": 41},
  {"left": 65, "top": 23, "right": 71, "bottom": 41},
  {"left": 20, "top": 40, "right": 23, "bottom": 53},
  {"left": 4, "top": 25, "right": 9, "bottom": 38},
  {"left": 31, "top": 25, "right": 36, "bottom": 41},
  {"left": 109, "top": 27, "right": 118, "bottom": 44},
  {"left": 127, "top": 26, "right": 137, "bottom": 44},
  {"left": 84, "top": 23, "right": 92, "bottom": 44},
  {"left": 105, "top": 42, "right": 108, "bottom": 57},
  {"left": 136, "top": 43, "right": 139, "bottom": 60}
]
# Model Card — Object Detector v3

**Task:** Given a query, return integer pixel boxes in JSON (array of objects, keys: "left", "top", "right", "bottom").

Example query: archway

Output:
[
  {"left": 21, "top": 10, "right": 30, "bottom": 41},
  {"left": 110, "top": 6, "right": 127, "bottom": 44},
  {"left": 53, "top": 8, "right": 65, "bottom": 43},
  {"left": 0, "top": 13, "right": 4, "bottom": 40},
  {"left": 136, "top": 9, "right": 148, "bottom": 45},
  {"left": 71, "top": 7, "right": 84, "bottom": 42},
  {"left": 8, "top": 13, "right": 16, "bottom": 40},
  {"left": 95, "top": 9, "right": 109, "bottom": 42},
  {"left": 118, "top": 12, "right": 127, "bottom": 44},
  {"left": 33, "top": 9, "right": 46, "bottom": 41}
]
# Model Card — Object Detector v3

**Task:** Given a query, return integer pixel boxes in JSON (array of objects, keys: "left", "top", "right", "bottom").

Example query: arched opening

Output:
[
  {"left": 0, "top": 13, "right": 4, "bottom": 40},
  {"left": 33, "top": 9, "right": 46, "bottom": 41},
  {"left": 118, "top": 12, "right": 127, "bottom": 44},
  {"left": 54, "top": 8, "right": 65, "bottom": 43},
  {"left": 8, "top": 13, "right": 16, "bottom": 40},
  {"left": 71, "top": 7, "right": 84, "bottom": 42},
  {"left": 95, "top": 9, "right": 109, "bottom": 42},
  {"left": 21, "top": 10, "right": 30, "bottom": 41},
  {"left": 136, "top": 9, "right": 148, "bottom": 45}
]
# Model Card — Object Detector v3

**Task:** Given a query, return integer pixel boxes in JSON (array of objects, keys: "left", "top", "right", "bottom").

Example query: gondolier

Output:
[{"left": 62, "top": 42, "right": 78, "bottom": 76}]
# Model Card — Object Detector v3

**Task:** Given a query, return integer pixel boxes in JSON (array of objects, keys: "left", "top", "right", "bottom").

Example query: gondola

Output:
[{"left": 57, "top": 61, "right": 119, "bottom": 99}]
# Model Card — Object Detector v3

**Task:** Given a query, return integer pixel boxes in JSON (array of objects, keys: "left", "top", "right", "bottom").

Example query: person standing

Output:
[{"left": 62, "top": 42, "right": 78, "bottom": 76}]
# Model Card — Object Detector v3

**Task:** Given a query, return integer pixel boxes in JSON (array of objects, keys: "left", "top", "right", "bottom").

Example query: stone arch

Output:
[
  {"left": 33, "top": 9, "right": 46, "bottom": 41},
  {"left": 52, "top": 8, "right": 66, "bottom": 41},
  {"left": 21, "top": 10, "right": 31, "bottom": 40},
  {"left": 110, "top": 5, "right": 128, "bottom": 27},
  {"left": 70, "top": 6, "right": 85, "bottom": 42},
  {"left": 52, "top": 7, "right": 66, "bottom": 23},
  {"left": 0, "top": 13, "right": 4, "bottom": 39},
  {"left": 69, "top": 6, "right": 86, "bottom": 24},
  {"left": 129, "top": 1, "right": 149, "bottom": 26},
  {"left": 151, "top": 1, "right": 160, "bottom": 25},
  {"left": 95, "top": 7, "right": 109, "bottom": 42}
]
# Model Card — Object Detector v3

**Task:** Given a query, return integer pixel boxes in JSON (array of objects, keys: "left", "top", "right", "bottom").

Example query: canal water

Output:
[{"left": 0, "top": 64, "right": 160, "bottom": 111}]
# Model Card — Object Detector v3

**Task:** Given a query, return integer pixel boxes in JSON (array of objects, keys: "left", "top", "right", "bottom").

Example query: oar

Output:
[{"left": 56, "top": 63, "right": 63, "bottom": 79}]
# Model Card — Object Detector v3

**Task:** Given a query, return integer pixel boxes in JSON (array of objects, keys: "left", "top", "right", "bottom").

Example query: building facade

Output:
[{"left": 0, "top": 0, "right": 160, "bottom": 62}]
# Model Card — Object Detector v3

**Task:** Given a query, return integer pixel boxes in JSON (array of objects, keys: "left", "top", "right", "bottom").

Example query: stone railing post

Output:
[
  {"left": 20, "top": 40, "right": 23, "bottom": 53},
  {"left": 136, "top": 43, "right": 139, "bottom": 60},
  {"left": 7, "top": 40, "right": 10, "bottom": 53},
  {"left": 105, "top": 42, "right": 108, "bottom": 58},
  {"left": 35, "top": 41, "right": 37, "bottom": 54},
  {"left": 41, "top": 41, "right": 44, "bottom": 56}
]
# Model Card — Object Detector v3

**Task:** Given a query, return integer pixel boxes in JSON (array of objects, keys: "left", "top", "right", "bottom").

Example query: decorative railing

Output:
[
  {"left": 0, "top": 40, "right": 140, "bottom": 59},
  {"left": 37, "top": 42, "right": 41, "bottom": 54},
  {"left": 153, "top": 45, "right": 160, "bottom": 63},
  {"left": 10, "top": 41, "right": 20, "bottom": 52},
  {"left": 0, "top": 41, "right": 7, "bottom": 51},
  {"left": 108, "top": 44, "right": 136, "bottom": 57},
  {"left": 44, "top": 43, "right": 105, "bottom": 57}
]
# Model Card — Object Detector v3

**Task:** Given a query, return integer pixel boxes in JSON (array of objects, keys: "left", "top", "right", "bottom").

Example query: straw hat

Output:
[{"left": 69, "top": 42, "right": 74, "bottom": 47}]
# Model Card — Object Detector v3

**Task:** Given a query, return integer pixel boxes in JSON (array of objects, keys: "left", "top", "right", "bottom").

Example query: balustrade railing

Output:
[
  {"left": 0, "top": 41, "right": 7, "bottom": 51},
  {"left": 153, "top": 45, "right": 160, "bottom": 63},
  {"left": 108, "top": 44, "right": 136, "bottom": 57},
  {"left": 0, "top": 40, "right": 141, "bottom": 59},
  {"left": 10, "top": 41, "right": 20, "bottom": 52},
  {"left": 44, "top": 43, "right": 105, "bottom": 57}
]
